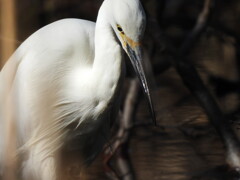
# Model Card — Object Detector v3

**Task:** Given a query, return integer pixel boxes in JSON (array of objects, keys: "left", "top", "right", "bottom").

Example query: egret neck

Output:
[{"left": 92, "top": 2, "right": 125, "bottom": 105}]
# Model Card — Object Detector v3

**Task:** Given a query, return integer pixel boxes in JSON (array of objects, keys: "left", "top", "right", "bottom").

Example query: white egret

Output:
[{"left": 0, "top": 0, "right": 156, "bottom": 179}]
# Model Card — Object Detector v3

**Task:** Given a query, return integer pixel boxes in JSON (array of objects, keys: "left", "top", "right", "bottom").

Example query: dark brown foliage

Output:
[{"left": 1, "top": 0, "right": 240, "bottom": 179}]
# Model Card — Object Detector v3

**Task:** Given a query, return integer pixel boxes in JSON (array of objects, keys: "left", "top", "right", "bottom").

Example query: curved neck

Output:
[
  {"left": 93, "top": 1, "right": 120, "bottom": 68},
  {"left": 92, "top": 1, "right": 125, "bottom": 99}
]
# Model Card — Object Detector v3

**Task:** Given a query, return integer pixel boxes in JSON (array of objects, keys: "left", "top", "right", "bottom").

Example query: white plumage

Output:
[{"left": 0, "top": 0, "right": 154, "bottom": 179}]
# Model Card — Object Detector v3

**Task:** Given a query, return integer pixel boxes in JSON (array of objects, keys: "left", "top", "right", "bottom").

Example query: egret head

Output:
[
  {"left": 110, "top": 0, "right": 146, "bottom": 46},
  {"left": 107, "top": 0, "right": 156, "bottom": 125}
]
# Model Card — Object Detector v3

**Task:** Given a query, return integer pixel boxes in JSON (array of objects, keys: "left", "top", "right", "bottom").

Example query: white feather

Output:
[{"left": 0, "top": 0, "right": 147, "bottom": 179}]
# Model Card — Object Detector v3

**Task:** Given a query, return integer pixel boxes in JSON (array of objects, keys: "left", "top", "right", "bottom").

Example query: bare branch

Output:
[
  {"left": 175, "top": 0, "right": 240, "bottom": 170},
  {"left": 180, "top": 0, "right": 213, "bottom": 56},
  {"left": 104, "top": 79, "right": 139, "bottom": 180}
]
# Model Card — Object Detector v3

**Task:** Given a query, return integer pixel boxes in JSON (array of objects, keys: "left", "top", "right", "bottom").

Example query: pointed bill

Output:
[{"left": 125, "top": 44, "right": 157, "bottom": 126}]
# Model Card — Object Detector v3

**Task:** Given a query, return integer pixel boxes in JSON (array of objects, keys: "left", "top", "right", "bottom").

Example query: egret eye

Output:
[
  {"left": 117, "top": 27, "right": 123, "bottom": 32},
  {"left": 117, "top": 25, "right": 124, "bottom": 34}
]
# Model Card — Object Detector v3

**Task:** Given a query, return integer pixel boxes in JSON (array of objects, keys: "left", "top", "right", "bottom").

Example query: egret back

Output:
[
  {"left": 0, "top": 0, "right": 149, "bottom": 178},
  {"left": 0, "top": 19, "right": 104, "bottom": 168}
]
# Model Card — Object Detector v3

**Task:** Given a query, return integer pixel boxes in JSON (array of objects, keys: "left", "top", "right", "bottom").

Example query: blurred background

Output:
[{"left": 1, "top": 0, "right": 240, "bottom": 179}]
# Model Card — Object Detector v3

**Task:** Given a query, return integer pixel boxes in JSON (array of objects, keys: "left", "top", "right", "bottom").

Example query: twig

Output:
[
  {"left": 175, "top": 0, "right": 240, "bottom": 169},
  {"left": 151, "top": 0, "right": 240, "bottom": 170},
  {"left": 179, "top": 0, "right": 212, "bottom": 56},
  {"left": 104, "top": 79, "right": 139, "bottom": 180}
]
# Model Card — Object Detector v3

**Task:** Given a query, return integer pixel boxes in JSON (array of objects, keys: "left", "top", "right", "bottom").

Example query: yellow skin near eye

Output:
[
  {"left": 117, "top": 25, "right": 140, "bottom": 48},
  {"left": 120, "top": 33, "right": 140, "bottom": 48}
]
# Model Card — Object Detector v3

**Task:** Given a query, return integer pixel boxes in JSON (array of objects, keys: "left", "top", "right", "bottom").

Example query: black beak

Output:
[{"left": 126, "top": 44, "right": 157, "bottom": 126}]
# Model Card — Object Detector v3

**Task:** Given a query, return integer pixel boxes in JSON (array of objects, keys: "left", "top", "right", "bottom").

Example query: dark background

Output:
[{"left": 1, "top": 0, "right": 240, "bottom": 179}]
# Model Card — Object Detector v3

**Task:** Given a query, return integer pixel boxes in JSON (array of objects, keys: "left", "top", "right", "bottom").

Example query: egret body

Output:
[{"left": 0, "top": 0, "right": 155, "bottom": 179}]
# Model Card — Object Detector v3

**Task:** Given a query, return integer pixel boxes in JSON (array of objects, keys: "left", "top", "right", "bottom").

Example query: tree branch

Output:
[{"left": 104, "top": 79, "right": 139, "bottom": 180}]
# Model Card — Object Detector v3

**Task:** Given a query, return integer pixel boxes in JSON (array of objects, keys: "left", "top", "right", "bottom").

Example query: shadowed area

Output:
[{"left": 1, "top": 0, "right": 240, "bottom": 179}]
